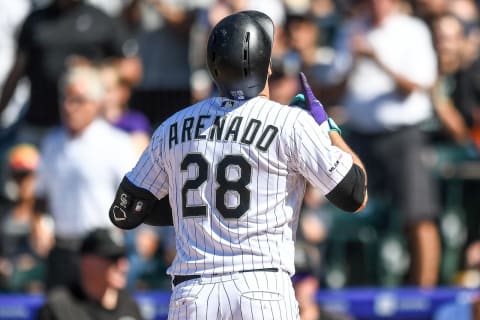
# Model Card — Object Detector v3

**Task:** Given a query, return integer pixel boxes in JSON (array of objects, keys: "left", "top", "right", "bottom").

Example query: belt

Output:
[{"left": 172, "top": 268, "right": 279, "bottom": 287}]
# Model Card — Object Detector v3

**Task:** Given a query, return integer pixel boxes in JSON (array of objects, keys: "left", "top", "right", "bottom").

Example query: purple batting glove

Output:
[{"left": 298, "top": 72, "right": 328, "bottom": 125}]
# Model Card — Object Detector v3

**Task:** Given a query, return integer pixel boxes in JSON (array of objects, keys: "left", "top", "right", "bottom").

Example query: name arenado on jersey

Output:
[{"left": 169, "top": 115, "right": 279, "bottom": 152}]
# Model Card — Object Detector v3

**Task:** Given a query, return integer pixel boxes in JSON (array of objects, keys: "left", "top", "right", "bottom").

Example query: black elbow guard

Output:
[
  {"left": 325, "top": 164, "right": 366, "bottom": 212},
  {"left": 143, "top": 197, "right": 173, "bottom": 227},
  {"left": 109, "top": 177, "right": 173, "bottom": 229}
]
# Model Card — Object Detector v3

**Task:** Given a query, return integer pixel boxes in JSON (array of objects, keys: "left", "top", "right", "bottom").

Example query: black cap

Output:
[{"left": 80, "top": 228, "right": 126, "bottom": 260}]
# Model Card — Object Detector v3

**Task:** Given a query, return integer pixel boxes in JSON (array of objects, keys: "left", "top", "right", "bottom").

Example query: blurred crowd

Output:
[{"left": 0, "top": 0, "right": 480, "bottom": 319}]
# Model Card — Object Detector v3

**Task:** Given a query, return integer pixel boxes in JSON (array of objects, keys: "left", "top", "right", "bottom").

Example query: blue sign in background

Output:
[{"left": 0, "top": 287, "right": 478, "bottom": 319}]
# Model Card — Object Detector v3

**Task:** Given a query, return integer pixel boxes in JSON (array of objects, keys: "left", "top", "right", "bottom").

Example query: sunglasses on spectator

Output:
[
  {"left": 460, "top": 18, "right": 479, "bottom": 36},
  {"left": 64, "top": 95, "right": 92, "bottom": 106}
]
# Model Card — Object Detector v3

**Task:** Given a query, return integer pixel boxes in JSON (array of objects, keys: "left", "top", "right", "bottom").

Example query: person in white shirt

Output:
[
  {"left": 328, "top": 0, "right": 441, "bottom": 287},
  {"left": 34, "top": 64, "right": 136, "bottom": 291}
]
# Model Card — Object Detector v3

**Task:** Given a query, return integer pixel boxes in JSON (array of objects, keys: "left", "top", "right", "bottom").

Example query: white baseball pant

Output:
[{"left": 168, "top": 269, "right": 299, "bottom": 320}]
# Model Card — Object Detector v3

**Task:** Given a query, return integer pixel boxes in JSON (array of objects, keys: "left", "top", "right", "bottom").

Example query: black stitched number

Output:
[
  {"left": 181, "top": 154, "right": 251, "bottom": 219},
  {"left": 216, "top": 155, "right": 251, "bottom": 218},
  {"left": 181, "top": 154, "right": 208, "bottom": 217}
]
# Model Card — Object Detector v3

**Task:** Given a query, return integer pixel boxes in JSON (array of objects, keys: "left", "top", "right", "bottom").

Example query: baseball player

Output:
[{"left": 109, "top": 10, "right": 368, "bottom": 320}]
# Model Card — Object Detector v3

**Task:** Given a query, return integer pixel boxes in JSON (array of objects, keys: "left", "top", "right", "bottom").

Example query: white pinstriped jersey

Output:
[{"left": 126, "top": 96, "right": 353, "bottom": 276}]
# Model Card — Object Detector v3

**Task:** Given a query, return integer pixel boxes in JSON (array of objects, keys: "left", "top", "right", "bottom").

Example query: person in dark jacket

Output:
[{"left": 36, "top": 228, "right": 144, "bottom": 320}]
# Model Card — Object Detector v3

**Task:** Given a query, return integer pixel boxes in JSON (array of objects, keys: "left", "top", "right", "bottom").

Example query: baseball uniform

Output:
[{"left": 125, "top": 95, "right": 354, "bottom": 319}]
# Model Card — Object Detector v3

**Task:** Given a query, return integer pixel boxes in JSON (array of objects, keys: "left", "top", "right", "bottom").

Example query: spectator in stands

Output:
[
  {"left": 126, "top": 0, "right": 213, "bottom": 128},
  {"left": 0, "top": 144, "right": 52, "bottom": 293},
  {"left": 419, "top": 0, "right": 480, "bottom": 134},
  {"left": 430, "top": 13, "right": 479, "bottom": 154},
  {"left": 98, "top": 60, "right": 150, "bottom": 157},
  {"left": 327, "top": 0, "right": 441, "bottom": 287},
  {"left": 448, "top": 0, "right": 480, "bottom": 69},
  {"left": 36, "top": 228, "right": 144, "bottom": 320},
  {"left": 432, "top": 7, "right": 480, "bottom": 256},
  {"left": 411, "top": 0, "right": 450, "bottom": 27},
  {"left": 33, "top": 65, "right": 136, "bottom": 291},
  {"left": 447, "top": 0, "right": 480, "bottom": 151},
  {"left": 0, "top": 0, "right": 134, "bottom": 147},
  {"left": 284, "top": 10, "right": 339, "bottom": 108},
  {"left": 428, "top": 13, "right": 474, "bottom": 284},
  {"left": 309, "top": 0, "right": 343, "bottom": 47}
]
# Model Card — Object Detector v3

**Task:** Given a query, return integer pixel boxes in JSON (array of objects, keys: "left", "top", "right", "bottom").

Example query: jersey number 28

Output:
[{"left": 181, "top": 153, "right": 251, "bottom": 219}]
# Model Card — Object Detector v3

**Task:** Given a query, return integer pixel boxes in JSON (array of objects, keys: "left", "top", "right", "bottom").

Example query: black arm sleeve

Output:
[
  {"left": 325, "top": 163, "right": 366, "bottom": 212},
  {"left": 143, "top": 197, "right": 174, "bottom": 227},
  {"left": 109, "top": 177, "right": 173, "bottom": 230}
]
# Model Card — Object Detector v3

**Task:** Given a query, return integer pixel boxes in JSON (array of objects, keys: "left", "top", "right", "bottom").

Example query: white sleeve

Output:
[
  {"left": 126, "top": 130, "right": 169, "bottom": 199},
  {"left": 290, "top": 112, "right": 353, "bottom": 195}
]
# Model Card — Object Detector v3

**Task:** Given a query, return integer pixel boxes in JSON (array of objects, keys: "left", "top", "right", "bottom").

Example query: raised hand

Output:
[{"left": 290, "top": 72, "right": 328, "bottom": 126}]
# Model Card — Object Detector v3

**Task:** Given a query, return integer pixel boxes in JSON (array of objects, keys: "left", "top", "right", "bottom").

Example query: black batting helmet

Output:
[{"left": 207, "top": 10, "right": 274, "bottom": 100}]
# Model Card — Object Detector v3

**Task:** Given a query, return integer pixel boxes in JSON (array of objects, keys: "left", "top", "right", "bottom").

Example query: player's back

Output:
[{"left": 152, "top": 96, "right": 315, "bottom": 276}]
